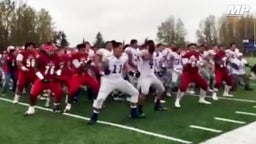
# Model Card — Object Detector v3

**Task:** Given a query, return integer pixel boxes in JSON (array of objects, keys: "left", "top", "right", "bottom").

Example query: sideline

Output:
[{"left": 0, "top": 97, "right": 192, "bottom": 144}]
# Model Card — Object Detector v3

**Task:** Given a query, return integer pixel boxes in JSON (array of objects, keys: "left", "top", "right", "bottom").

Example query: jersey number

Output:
[
  {"left": 26, "top": 59, "right": 35, "bottom": 67},
  {"left": 149, "top": 62, "right": 153, "bottom": 69},
  {"left": 174, "top": 59, "right": 180, "bottom": 65},
  {"left": 45, "top": 66, "right": 55, "bottom": 75},
  {"left": 112, "top": 65, "right": 122, "bottom": 73}
]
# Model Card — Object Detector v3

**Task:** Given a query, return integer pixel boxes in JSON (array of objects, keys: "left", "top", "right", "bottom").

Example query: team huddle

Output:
[{"left": 1, "top": 40, "right": 255, "bottom": 124}]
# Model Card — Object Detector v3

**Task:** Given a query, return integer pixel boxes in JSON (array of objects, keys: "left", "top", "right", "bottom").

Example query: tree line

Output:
[{"left": 0, "top": 0, "right": 255, "bottom": 52}]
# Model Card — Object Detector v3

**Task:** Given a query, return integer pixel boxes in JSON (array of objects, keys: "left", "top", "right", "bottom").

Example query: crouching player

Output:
[
  {"left": 175, "top": 43, "right": 211, "bottom": 108},
  {"left": 89, "top": 41, "right": 141, "bottom": 124},
  {"left": 24, "top": 43, "right": 64, "bottom": 115},
  {"left": 13, "top": 43, "right": 37, "bottom": 103},
  {"left": 137, "top": 40, "right": 166, "bottom": 116}
]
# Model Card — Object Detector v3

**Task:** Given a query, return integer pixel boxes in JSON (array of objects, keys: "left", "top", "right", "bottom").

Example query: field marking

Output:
[
  {"left": 214, "top": 117, "right": 246, "bottom": 124},
  {"left": 218, "top": 97, "right": 256, "bottom": 103},
  {"left": 189, "top": 125, "right": 222, "bottom": 133},
  {"left": 201, "top": 121, "right": 256, "bottom": 144},
  {"left": 253, "top": 106, "right": 256, "bottom": 109},
  {"left": 192, "top": 94, "right": 256, "bottom": 103},
  {"left": 0, "top": 97, "right": 192, "bottom": 144},
  {"left": 235, "top": 111, "right": 256, "bottom": 116}
]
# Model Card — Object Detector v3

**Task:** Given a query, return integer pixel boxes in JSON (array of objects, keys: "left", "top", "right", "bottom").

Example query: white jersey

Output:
[
  {"left": 103, "top": 54, "right": 128, "bottom": 79},
  {"left": 170, "top": 52, "right": 183, "bottom": 73},
  {"left": 96, "top": 48, "right": 113, "bottom": 62},
  {"left": 231, "top": 58, "right": 247, "bottom": 75},
  {"left": 88, "top": 49, "right": 95, "bottom": 59},
  {"left": 125, "top": 47, "right": 140, "bottom": 66},
  {"left": 153, "top": 51, "right": 163, "bottom": 72},
  {"left": 161, "top": 48, "right": 173, "bottom": 67},
  {"left": 137, "top": 50, "right": 155, "bottom": 76}
]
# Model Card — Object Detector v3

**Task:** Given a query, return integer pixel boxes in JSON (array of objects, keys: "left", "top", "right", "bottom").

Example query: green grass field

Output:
[{"left": 0, "top": 58, "right": 255, "bottom": 144}]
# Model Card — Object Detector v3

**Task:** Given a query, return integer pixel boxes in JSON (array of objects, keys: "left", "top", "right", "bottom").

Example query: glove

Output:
[
  {"left": 21, "top": 66, "right": 29, "bottom": 71},
  {"left": 42, "top": 79, "right": 50, "bottom": 83},
  {"left": 157, "top": 71, "right": 163, "bottom": 77},
  {"left": 104, "top": 68, "right": 111, "bottom": 75},
  {"left": 86, "top": 59, "right": 93, "bottom": 65},
  {"left": 135, "top": 72, "right": 140, "bottom": 78},
  {"left": 129, "top": 71, "right": 141, "bottom": 78},
  {"left": 55, "top": 69, "right": 62, "bottom": 76},
  {"left": 231, "top": 63, "right": 239, "bottom": 70}
]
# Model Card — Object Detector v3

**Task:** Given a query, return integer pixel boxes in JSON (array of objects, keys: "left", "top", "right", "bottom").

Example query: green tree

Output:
[
  {"left": 196, "top": 15, "right": 218, "bottom": 45},
  {"left": 93, "top": 32, "right": 105, "bottom": 48},
  {"left": 157, "top": 16, "right": 186, "bottom": 46},
  {"left": 0, "top": 0, "right": 55, "bottom": 50}
]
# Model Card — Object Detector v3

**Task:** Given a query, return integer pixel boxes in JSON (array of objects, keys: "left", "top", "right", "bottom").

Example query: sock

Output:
[
  {"left": 154, "top": 99, "right": 160, "bottom": 109},
  {"left": 90, "top": 110, "right": 99, "bottom": 122},
  {"left": 138, "top": 105, "right": 143, "bottom": 114},
  {"left": 130, "top": 105, "right": 137, "bottom": 117},
  {"left": 176, "top": 89, "right": 184, "bottom": 101},
  {"left": 200, "top": 89, "right": 206, "bottom": 100}
]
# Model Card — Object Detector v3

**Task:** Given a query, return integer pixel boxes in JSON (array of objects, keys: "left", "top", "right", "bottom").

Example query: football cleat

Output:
[
  {"left": 53, "top": 105, "right": 61, "bottom": 113},
  {"left": 223, "top": 92, "right": 234, "bottom": 97},
  {"left": 212, "top": 93, "right": 219, "bottom": 101},
  {"left": 175, "top": 100, "right": 181, "bottom": 108},
  {"left": 45, "top": 97, "right": 50, "bottom": 108},
  {"left": 64, "top": 103, "right": 71, "bottom": 112},
  {"left": 24, "top": 107, "right": 35, "bottom": 116},
  {"left": 13, "top": 95, "right": 20, "bottom": 104},
  {"left": 199, "top": 99, "right": 212, "bottom": 104},
  {"left": 154, "top": 105, "right": 167, "bottom": 111},
  {"left": 130, "top": 113, "right": 146, "bottom": 119},
  {"left": 166, "top": 93, "right": 172, "bottom": 97}
]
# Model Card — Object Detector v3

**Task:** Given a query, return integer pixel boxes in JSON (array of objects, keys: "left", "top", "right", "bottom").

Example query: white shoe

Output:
[
  {"left": 13, "top": 95, "right": 20, "bottom": 104},
  {"left": 126, "top": 97, "right": 131, "bottom": 102},
  {"left": 160, "top": 100, "right": 166, "bottom": 104},
  {"left": 166, "top": 93, "right": 172, "bottom": 97},
  {"left": 199, "top": 99, "right": 212, "bottom": 104},
  {"left": 45, "top": 98, "right": 50, "bottom": 107},
  {"left": 187, "top": 90, "right": 195, "bottom": 95},
  {"left": 24, "top": 106, "right": 35, "bottom": 115},
  {"left": 175, "top": 100, "right": 181, "bottom": 108},
  {"left": 64, "top": 103, "right": 71, "bottom": 112},
  {"left": 212, "top": 93, "right": 218, "bottom": 101},
  {"left": 113, "top": 97, "right": 125, "bottom": 101},
  {"left": 223, "top": 92, "right": 234, "bottom": 97}
]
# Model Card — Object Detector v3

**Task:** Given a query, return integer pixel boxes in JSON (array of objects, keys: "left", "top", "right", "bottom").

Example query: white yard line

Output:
[
  {"left": 192, "top": 94, "right": 256, "bottom": 103},
  {"left": 201, "top": 121, "right": 256, "bottom": 144},
  {"left": 235, "top": 111, "right": 256, "bottom": 116},
  {"left": 189, "top": 125, "right": 222, "bottom": 133},
  {"left": 253, "top": 106, "right": 256, "bottom": 109},
  {"left": 214, "top": 117, "right": 246, "bottom": 124},
  {"left": 218, "top": 97, "right": 256, "bottom": 103},
  {"left": 0, "top": 97, "right": 192, "bottom": 144}
]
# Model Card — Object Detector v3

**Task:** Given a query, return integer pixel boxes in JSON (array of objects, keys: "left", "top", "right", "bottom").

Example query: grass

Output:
[{"left": 0, "top": 57, "right": 255, "bottom": 144}]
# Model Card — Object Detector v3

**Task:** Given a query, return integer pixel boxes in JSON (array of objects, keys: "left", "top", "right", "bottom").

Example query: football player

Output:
[{"left": 89, "top": 41, "right": 141, "bottom": 124}]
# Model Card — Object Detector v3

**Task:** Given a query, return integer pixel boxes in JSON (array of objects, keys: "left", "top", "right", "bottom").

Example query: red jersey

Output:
[
  {"left": 59, "top": 53, "right": 71, "bottom": 73},
  {"left": 70, "top": 52, "right": 89, "bottom": 74},
  {"left": 214, "top": 50, "right": 228, "bottom": 69},
  {"left": 16, "top": 50, "right": 37, "bottom": 73},
  {"left": 182, "top": 50, "right": 202, "bottom": 73},
  {"left": 35, "top": 53, "right": 62, "bottom": 80}
]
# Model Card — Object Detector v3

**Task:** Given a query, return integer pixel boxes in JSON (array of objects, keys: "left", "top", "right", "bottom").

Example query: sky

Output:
[{"left": 22, "top": 0, "right": 256, "bottom": 46}]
